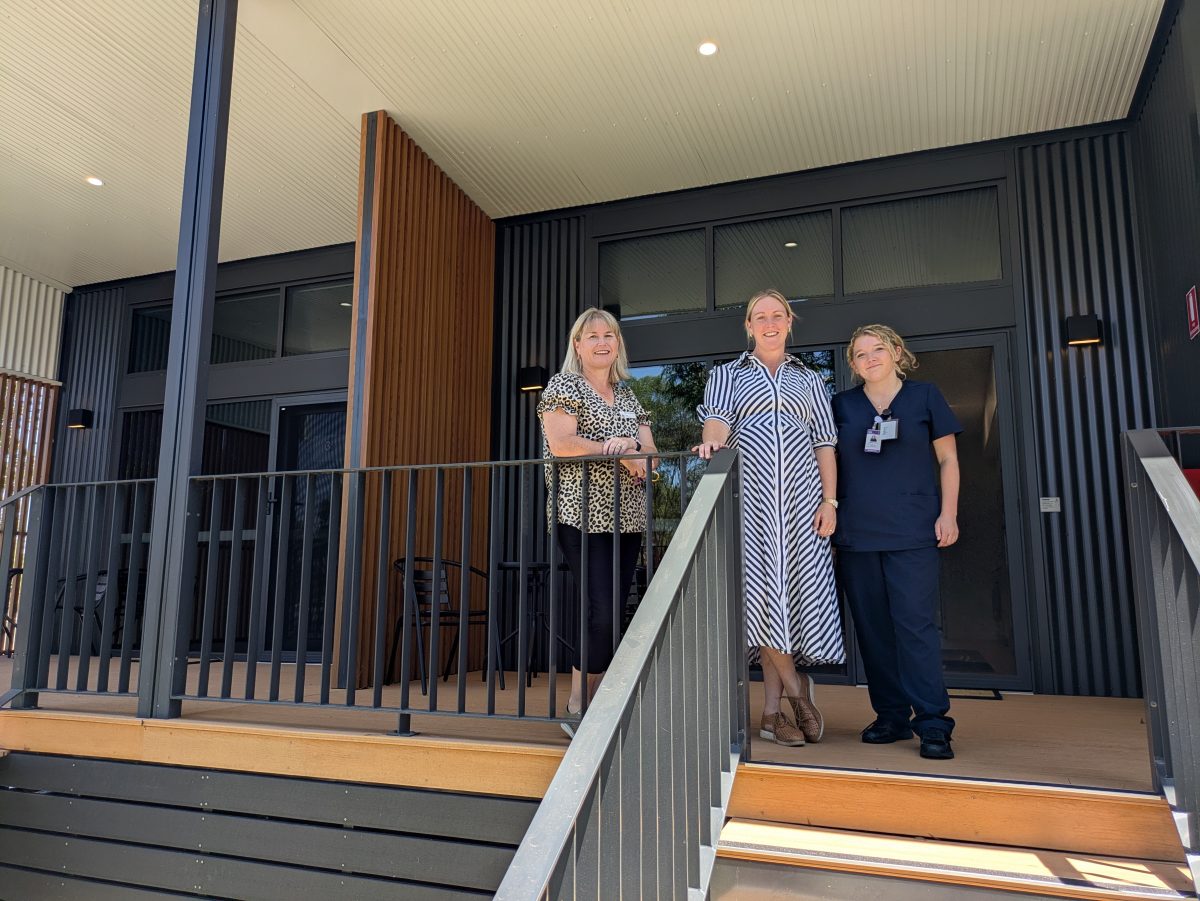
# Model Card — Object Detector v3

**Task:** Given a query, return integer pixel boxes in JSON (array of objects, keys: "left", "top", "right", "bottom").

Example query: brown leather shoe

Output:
[
  {"left": 788, "top": 674, "right": 825, "bottom": 743},
  {"left": 759, "top": 711, "right": 805, "bottom": 747}
]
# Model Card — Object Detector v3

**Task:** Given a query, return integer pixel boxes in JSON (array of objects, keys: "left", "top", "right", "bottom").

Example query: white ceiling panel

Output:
[{"left": 0, "top": 0, "right": 1164, "bottom": 288}]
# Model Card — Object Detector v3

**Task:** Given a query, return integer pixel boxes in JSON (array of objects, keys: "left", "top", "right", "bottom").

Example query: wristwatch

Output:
[
  {"left": 633, "top": 437, "right": 642, "bottom": 452},
  {"left": 821, "top": 497, "right": 839, "bottom": 509}
]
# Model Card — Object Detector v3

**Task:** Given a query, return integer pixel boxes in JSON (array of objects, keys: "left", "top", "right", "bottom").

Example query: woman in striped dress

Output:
[{"left": 695, "top": 290, "right": 845, "bottom": 747}]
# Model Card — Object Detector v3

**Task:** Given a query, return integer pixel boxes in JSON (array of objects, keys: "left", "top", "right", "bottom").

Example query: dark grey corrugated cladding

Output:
[
  {"left": 1014, "top": 133, "right": 1156, "bottom": 697},
  {"left": 52, "top": 287, "right": 125, "bottom": 483}
]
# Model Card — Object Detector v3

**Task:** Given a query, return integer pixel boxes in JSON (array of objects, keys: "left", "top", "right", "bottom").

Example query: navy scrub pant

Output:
[{"left": 838, "top": 547, "right": 954, "bottom": 736}]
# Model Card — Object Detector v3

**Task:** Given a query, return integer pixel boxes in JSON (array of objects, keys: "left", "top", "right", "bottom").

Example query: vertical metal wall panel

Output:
[
  {"left": 1133, "top": 0, "right": 1200, "bottom": 426},
  {"left": 1015, "top": 133, "right": 1156, "bottom": 697},
  {"left": 51, "top": 287, "right": 125, "bottom": 483},
  {"left": 493, "top": 216, "right": 586, "bottom": 465},
  {"left": 0, "top": 265, "right": 65, "bottom": 382}
]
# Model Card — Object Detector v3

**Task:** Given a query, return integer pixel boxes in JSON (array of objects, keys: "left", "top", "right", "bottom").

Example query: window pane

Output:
[
  {"left": 794, "top": 349, "right": 836, "bottom": 399},
  {"left": 202, "top": 400, "right": 272, "bottom": 474},
  {"left": 211, "top": 290, "right": 279, "bottom": 363},
  {"left": 283, "top": 280, "right": 352, "bottom": 356},
  {"left": 715, "top": 212, "right": 833, "bottom": 308},
  {"left": 128, "top": 306, "right": 171, "bottom": 373},
  {"left": 599, "top": 229, "right": 705, "bottom": 319},
  {"left": 842, "top": 187, "right": 1002, "bottom": 294}
]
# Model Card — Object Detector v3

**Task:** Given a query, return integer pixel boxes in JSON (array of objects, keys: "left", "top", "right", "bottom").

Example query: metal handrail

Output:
[
  {"left": 1122, "top": 429, "right": 1200, "bottom": 888},
  {"left": 495, "top": 449, "right": 747, "bottom": 900}
]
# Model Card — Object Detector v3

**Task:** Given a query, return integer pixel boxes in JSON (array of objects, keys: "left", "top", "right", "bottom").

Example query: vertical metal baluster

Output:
[
  {"left": 428, "top": 468, "right": 445, "bottom": 712},
  {"left": 456, "top": 468, "right": 472, "bottom": 713},
  {"left": 517, "top": 464, "right": 530, "bottom": 714},
  {"left": 0, "top": 501, "right": 16, "bottom": 656},
  {"left": 612, "top": 459, "right": 621, "bottom": 660},
  {"left": 486, "top": 468, "right": 502, "bottom": 714},
  {"left": 319, "top": 473, "right": 342, "bottom": 705},
  {"left": 371, "top": 470, "right": 393, "bottom": 708},
  {"left": 579, "top": 462, "right": 590, "bottom": 711},
  {"left": 268, "top": 475, "right": 293, "bottom": 701},
  {"left": 243, "top": 477, "right": 270, "bottom": 700},
  {"left": 293, "top": 473, "right": 316, "bottom": 703},
  {"left": 342, "top": 471, "right": 366, "bottom": 706},
  {"left": 547, "top": 463, "right": 559, "bottom": 716},
  {"left": 75, "top": 484, "right": 108, "bottom": 691},
  {"left": 196, "top": 479, "right": 224, "bottom": 697},
  {"left": 35, "top": 488, "right": 68, "bottom": 691},
  {"left": 117, "top": 483, "right": 150, "bottom": 694},
  {"left": 644, "top": 457, "right": 655, "bottom": 584},
  {"left": 220, "top": 478, "right": 247, "bottom": 699},
  {"left": 397, "top": 470, "right": 418, "bottom": 721},
  {"left": 55, "top": 486, "right": 85, "bottom": 690}
]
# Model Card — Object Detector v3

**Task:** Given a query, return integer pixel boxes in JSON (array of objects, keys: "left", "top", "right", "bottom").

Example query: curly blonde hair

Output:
[{"left": 845, "top": 324, "right": 919, "bottom": 382}]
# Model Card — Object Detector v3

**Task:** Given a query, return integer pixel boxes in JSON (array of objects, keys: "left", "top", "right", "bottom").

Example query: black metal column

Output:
[{"left": 138, "top": 0, "right": 239, "bottom": 718}]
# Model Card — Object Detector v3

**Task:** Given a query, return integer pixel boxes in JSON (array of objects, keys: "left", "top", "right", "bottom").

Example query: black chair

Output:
[{"left": 385, "top": 556, "right": 503, "bottom": 694}]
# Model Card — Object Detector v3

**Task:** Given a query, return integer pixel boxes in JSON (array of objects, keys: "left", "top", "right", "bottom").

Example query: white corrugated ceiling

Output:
[{"left": 0, "top": 0, "right": 1163, "bottom": 289}]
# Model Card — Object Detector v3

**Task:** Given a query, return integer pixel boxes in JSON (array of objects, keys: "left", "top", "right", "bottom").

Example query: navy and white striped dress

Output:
[{"left": 698, "top": 353, "right": 845, "bottom": 665}]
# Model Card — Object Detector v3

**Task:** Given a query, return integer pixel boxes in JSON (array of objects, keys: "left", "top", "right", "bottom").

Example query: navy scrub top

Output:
[{"left": 831, "top": 380, "right": 962, "bottom": 552}]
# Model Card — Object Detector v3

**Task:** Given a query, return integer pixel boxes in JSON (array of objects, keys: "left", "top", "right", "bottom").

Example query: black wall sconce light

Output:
[
  {"left": 517, "top": 365, "right": 549, "bottom": 393},
  {"left": 1065, "top": 314, "right": 1103, "bottom": 346},
  {"left": 66, "top": 408, "right": 94, "bottom": 430}
]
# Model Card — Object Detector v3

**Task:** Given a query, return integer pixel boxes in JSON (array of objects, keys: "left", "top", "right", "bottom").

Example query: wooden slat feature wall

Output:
[
  {"left": 0, "top": 372, "right": 58, "bottom": 654},
  {"left": 344, "top": 111, "right": 495, "bottom": 688}
]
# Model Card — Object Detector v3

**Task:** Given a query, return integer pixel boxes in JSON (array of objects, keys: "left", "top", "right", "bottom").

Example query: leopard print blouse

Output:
[{"left": 536, "top": 372, "right": 651, "bottom": 533}]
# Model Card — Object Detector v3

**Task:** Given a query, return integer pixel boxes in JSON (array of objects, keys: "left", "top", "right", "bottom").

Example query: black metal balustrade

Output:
[
  {"left": 2, "top": 452, "right": 713, "bottom": 730},
  {"left": 1, "top": 479, "right": 155, "bottom": 708},
  {"left": 1123, "top": 427, "right": 1200, "bottom": 882},
  {"left": 496, "top": 449, "right": 747, "bottom": 900}
]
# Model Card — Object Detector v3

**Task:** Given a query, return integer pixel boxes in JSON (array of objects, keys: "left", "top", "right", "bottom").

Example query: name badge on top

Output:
[
  {"left": 876, "top": 417, "right": 899, "bottom": 440},
  {"left": 619, "top": 411, "right": 637, "bottom": 419},
  {"left": 864, "top": 428, "right": 883, "bottom": 453}
]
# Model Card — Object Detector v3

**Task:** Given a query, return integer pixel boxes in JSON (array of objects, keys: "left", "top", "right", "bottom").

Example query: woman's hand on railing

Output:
[{"left": 692, "top": 440, "right": 725, "bottom": 461}]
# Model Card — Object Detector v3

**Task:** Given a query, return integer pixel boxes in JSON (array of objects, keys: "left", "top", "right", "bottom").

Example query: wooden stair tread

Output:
[{"left": 719, "top": 819, "right": 1197, "bottom": 900}]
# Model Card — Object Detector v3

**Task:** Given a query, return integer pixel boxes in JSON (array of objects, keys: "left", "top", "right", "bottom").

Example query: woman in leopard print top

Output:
[{"left": 538, "top": 307, "right": 658, "bottom": 734}]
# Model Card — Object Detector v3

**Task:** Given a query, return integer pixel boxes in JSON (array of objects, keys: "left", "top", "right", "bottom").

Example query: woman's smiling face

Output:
[
  {"left": 573, "top": 316, "right": 619, "bottom": 371},
  {"left": 850, "top": 334, "right": 901, "bottom": 383},
  {"left": 747, "top": 295, "right": 792, "bottom": 351}
]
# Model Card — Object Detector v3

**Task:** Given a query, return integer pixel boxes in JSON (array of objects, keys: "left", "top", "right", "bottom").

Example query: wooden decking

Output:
[{"left": 0, "top": 656, "right": 1153, "bottom": 792}]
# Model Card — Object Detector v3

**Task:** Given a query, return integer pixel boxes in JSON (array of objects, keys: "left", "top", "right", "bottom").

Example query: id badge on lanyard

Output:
[{"left": 865, "top": 410, "right": 898, "bottom": 454}]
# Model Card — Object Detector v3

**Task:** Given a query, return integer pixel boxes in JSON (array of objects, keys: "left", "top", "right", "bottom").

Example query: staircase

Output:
[
  {"left": 0, "top": 751, "right": 537, "bottom": 899},
  {"left": 713, "top": 763, "right": 1195, "bottom": 900}
]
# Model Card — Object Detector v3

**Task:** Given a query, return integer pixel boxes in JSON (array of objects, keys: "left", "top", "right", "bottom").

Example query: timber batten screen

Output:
[{"left": 344, "top": 111, "right": 495, "bottom": 687}]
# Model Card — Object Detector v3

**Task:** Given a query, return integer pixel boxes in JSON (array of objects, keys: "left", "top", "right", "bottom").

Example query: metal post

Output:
[{"left": 138, "top": 0, "right": 239, "bottom": 719}]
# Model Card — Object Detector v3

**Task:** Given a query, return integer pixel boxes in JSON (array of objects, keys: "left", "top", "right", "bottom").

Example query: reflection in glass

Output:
[
  {"left": 626, "top": 361, "right": 710, "bottom": 565},
  {"left": 715, "top": 211, "right": 833, "bottom": 308},
  {"left": 915, "top": 346, "right": 1015, "bottom": 679},
  {"left": 842, "top": 187, "right": 1002, "bottom": 294},
  {"left": 211, "top": 290, "right": 280, "bottom": 364},
  {"left": 202, "top": 400, "right": 271, "bottom": 475},
  {"left": 128, "top": 305, "right": 172, "bottom": 373},
  {"left": 283, "top": 280, "right": 353, "bottom": 356},
  {"left": 599, "top": 229, "right": 705, "bottom": 319}
]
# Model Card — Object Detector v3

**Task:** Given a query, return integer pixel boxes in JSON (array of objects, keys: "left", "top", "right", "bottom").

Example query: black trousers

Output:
[
  {"left": 838, "top": 547, "right": 954, "bottom": 736},
  {"left": 557, "top": 524, "right": 642, "bottom": 674}
]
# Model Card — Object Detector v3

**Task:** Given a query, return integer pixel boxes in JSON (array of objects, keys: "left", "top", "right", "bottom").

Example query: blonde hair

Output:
[
  {"left": 560, "top": 307, "right": 631, "bottom": 384},
  {"left": 744, "top": 289, "right": 796, "bottom": 340},
  {"left": 845, "top": 323, "right": 919, "bottom": 382}
]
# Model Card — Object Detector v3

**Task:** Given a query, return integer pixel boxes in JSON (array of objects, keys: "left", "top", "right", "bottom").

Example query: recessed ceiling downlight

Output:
[
  {"left": 85, "top": 176, "right": 104, "bottom": 186},
  {"left": 784, "top": 241, "right": 798, "bottom": 248},
  {"left": 698, "top": 41, "right": 718, "bottom": 56}
]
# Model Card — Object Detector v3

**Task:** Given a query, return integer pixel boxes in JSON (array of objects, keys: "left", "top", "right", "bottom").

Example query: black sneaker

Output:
[
  {"left": 919, "top": 728, "right": 954, "bottom": 759},
  {"left": 861, "top": 720, "right": 914, "bottom": 744}
]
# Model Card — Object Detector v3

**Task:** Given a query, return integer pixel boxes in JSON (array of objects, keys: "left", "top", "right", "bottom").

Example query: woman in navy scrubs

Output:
[{"left": 832, "top": 324, "right": 962, "bottom": 760}]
